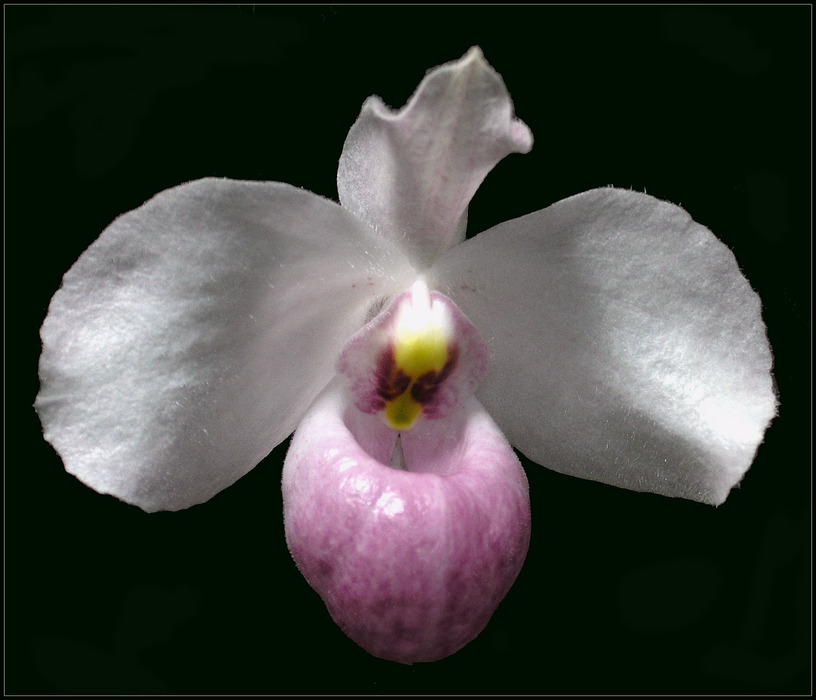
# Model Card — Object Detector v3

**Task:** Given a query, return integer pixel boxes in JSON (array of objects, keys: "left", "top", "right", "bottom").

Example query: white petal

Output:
[
  {"left": 337, "top": 47, "right": 532, "bottom": 269},
  {"left": 36, "top": 178, "right": 411, "bottom": 512},
  {"left": 430, "top": 188, "right": 777, "bottom": 505}
]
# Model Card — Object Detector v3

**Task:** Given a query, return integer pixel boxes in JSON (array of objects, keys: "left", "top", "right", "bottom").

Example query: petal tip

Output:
[{"left": 511, "top": 118, "right": 534, "bottom": 154}]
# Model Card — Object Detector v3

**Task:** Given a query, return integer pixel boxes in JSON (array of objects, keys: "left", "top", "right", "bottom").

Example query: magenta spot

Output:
[
  {"left": 411, "top": 347, "right": 459, "bottom": 405},
  {"left": 375, "top": 349, "right": 411, "bottom": 405}
]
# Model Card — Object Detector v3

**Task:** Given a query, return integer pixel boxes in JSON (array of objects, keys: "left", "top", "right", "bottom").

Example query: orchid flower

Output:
[{"left": 36, "top": 48, "right": 776, "bottom": 665}]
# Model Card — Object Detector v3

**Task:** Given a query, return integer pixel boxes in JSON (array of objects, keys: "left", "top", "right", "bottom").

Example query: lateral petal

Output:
[
  {"left": 36, "top": 178, "right": 411, "bottom": 512},
  {"left": 430, "top": 188, "right": 777, "bottom": 505},
  {"left": 337, "top": 47, "right": 532, "bottom": 269}
]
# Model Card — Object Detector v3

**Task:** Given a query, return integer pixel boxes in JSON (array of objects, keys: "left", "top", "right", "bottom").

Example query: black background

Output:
[{"left": 6, "top": 5, "right": 810, "bottom": 695}]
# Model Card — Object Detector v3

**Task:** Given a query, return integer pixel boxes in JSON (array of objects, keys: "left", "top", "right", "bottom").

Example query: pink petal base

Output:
[{"left": 282, "top": 380, "right": 530, "bottom": 663}]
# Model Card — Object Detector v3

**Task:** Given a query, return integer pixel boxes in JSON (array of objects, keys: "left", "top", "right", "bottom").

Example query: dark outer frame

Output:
[{"left": 6, "top": 5, "right": 810, "bottom": 695}]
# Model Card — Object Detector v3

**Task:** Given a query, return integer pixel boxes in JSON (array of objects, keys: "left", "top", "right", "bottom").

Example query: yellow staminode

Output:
[
  {"left": 393, "top": 320, "right": 450, "bottom": 376},
  {"left": 384, "top": 280, "right": 453, "bottom": 430},
  {"left": 385, "top": 393, "right": 423, "bottom": 431}
]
